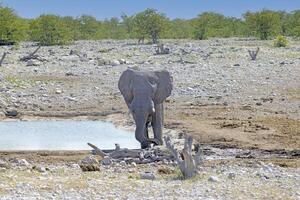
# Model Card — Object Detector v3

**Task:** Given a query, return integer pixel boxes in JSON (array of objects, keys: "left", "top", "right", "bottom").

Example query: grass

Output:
[
  {"left": 285, "top": 88, "right": 300, "bottom": 100},
  {"left": 5, "top": 76, "right": 26, "bottom": 87}
]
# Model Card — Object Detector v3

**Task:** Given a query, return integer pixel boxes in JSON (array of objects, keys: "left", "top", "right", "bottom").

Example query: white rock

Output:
[
  {"left": 55, "top": 89, "right": 62, "bottom": 94},
  {"left": 228, "top": 172, "right": 236, "bottom": 179},
  {"left": 26, "top": 60, "right": 40, "bottom": 66},
  {"left": 131, "top": 162, "right": 137, "bottom": 167},
  {"left": 120, "top": 160, "right": 126, "bottom": 166},
  {"left": 101, "top": 157, "right": 112, "bottom": 166},
  {"left": 140, "top": 172, "right": 156, "bottom": 180},
  {"left": 81, "top": 155, "right": 99, "bottom": 165},
  {"left": 18, "top": 159, "right": 31, "bottom": 167},
  {"left": 119, "top": 59, "right": 126, "bottom": 64},
  {"left": 208, "top": 176, "right": 219, "bottom": 182},
  {"left": 111, "top": 60, "right": 120, "bottom": 66},
  {"left": 35, "top": 166, "right": 47, "bottom": 173}
]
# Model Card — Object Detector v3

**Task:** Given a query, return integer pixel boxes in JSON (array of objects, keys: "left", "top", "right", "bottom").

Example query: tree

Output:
[
  {"left": 102, "top": 17, "right": 128, "bottom": 39},
  {"left": 133, "top": 9, "right": 168, "bottom": 44},
  {"left": 0, "top": 6, "right": 28, "bottom": 44},
  {"left": 121, "top": 14, "right": 135, "bottom": 38},
  {"left": 167, "top": 19, "right": 194, "bottom": 39},
  {"left": 284, "top": 10, "right": 300, "bottom": 37},
  {"left": 30, "top": 15, "right": 72, "bottom": 45},
  {"left": 244, "top": 10, "right": 281, "bottom": 40},
  {"left": 192, "top": 12, "right": 242, "bottom": 40}
]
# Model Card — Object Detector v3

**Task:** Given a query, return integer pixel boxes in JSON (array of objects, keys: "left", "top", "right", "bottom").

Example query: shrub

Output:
[
  {"left": 30, "top": 15, "right": 73, "bottom": 46},
  {"left": 0, "top": 7, "right": 28, "bottom": 44},
  {"left": 273, "top": 35, "right": 288, "bottom": 47}
]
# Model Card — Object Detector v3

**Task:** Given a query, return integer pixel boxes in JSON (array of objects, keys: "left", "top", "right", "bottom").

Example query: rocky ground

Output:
[{"left": 0, "top": 38, "right": 299, "bottom": 199}]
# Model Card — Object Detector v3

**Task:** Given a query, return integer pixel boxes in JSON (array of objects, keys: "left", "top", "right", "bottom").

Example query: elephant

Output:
[{"left": 118, "top": 69, "right": 173, "bottom": 149}]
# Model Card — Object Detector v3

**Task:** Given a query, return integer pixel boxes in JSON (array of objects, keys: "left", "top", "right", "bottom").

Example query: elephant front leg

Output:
[{"left": 152, "top": 103, "right": 163, "bottom": 145}]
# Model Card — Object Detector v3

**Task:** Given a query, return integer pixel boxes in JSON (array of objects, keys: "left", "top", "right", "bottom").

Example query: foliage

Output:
[
  {"left": 0, "top": 5, "right": 300, "bottom": 44},
  {"left": 244, "top": 10, "right": 281, "bottom": 40},
  {"left": 191, "top": 12, "right": 243, "bottom": 39},
  {"left": 30, "top": 15, "right": 73, "bottom": 45},
  {"left": 273, "top": 35, "right": 288, "bottom": 47},
  {"left": 0, "top": 6, "right": 28, "bottom": 43},
  {"left": 132, "top": 9, "right": 168, "bottom": 43}
]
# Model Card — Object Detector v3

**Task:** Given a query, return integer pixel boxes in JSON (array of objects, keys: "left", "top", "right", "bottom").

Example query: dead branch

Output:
[
  {"left": 248, "top": 47, "right": 260, "bottom": 61},
  {"left": 164, "top": 135, "right": 203, "bottom": 179},
  {"left": 87, "top": 142, "right": 174, "bottom": 164},
  {"left": 20, "top": 46, "right": 41, "bottom": 62},
  {"left": 87, "top": 143, "right": 108, "bottom": 157},
  {"left": 0, "top": 52, "right": 7, "bottom": 66}
]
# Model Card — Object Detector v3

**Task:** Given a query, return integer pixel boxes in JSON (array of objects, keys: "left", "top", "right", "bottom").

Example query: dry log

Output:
[
  {"left": 87, "top": 142, "right": 174, "bottom": 163},
  {"left": 0, "top": 52, "right": 7, "bottom": 66},
  {"left": 20, "top": 46, "right": 41, "bottom": 61},
  {"left": 164, "top": 135, "right": 203, "bottom": 179},
  {"left": 87, "top": 143, "right": 108, "bottom": 157}
]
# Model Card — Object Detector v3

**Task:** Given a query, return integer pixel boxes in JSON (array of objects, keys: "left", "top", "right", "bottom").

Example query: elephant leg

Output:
[
  {"left": 135, "top": 130, "right": 149, "bottom": 149},
  {"left": 152, "top": 103, "right": 163, "bottom": 145}
]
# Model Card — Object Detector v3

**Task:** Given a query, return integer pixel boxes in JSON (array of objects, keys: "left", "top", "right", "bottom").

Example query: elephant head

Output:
[{"left": 118, "top": 69, "right": 173, "bottom": 148}]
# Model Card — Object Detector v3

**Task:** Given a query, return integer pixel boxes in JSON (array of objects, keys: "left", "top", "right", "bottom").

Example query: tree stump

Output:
[{"left": 164, "top": 135, "right": 203, "bottom": 179}]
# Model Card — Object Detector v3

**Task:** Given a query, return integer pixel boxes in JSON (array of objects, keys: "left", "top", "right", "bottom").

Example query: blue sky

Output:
[{"left": 1, "top": 0, "right": 300, "bottom": 19}]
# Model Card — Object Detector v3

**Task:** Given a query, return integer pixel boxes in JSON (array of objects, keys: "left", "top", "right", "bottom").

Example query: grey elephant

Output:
[{"left": 118, "top": 69, "right": 173, "bottom": 149}]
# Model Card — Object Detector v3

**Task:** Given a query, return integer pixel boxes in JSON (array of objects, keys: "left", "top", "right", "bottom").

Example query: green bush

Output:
[
  {"left": 0, "top": 7, "right": 28, "bottom": 44},
  {"left": 273, "top": 35, "right": 288, "bottom": 47},
  {"left": 30, "top": 15, "right": 73, "bottom": 45}
]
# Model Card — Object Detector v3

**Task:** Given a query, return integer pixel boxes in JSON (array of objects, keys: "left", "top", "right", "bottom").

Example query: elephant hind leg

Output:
[{"left": 152, "top": 103, "right": 163, "bottom": 145}]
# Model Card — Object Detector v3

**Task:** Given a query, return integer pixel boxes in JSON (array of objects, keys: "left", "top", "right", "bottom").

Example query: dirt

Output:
[{"left": 0, "top": 39, "right": 299, "bottom": 164}]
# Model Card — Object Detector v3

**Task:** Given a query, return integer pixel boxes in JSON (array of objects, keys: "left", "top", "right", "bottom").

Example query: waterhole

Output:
[{"left": 0, "top": 120, "right": 139, "bottom": 150}]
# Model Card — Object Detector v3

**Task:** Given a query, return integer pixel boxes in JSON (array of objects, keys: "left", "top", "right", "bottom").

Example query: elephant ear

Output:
[
  {"left": 118, "top": 69, "right": 135, "bottom": 108},
  {"left": 154, "top": 70, "right": 173, "bottom": 104}
]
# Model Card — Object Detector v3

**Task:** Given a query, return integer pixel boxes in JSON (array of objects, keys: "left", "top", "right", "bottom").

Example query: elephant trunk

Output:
[{"left": 134, "top": 113, "right": 150, "bottom": 149}]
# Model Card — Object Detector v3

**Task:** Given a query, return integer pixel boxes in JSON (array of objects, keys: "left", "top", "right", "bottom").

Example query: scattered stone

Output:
[
  {"left": 119, "top": 59, "right": 126, "bottom": 64},
  {"left": 97, "top": 58, "right": 110, "bottom": 66},
  {"left": 33, "top": 166, "right": 47, "bottom": 173},
  {"left": 14, "top": 159, "right": 31, "bottom": 167},
  {"left": 80, "top": 155, "right": 99, "bottom": 165},
  {"left": 5, "top": 110, "right": 18, "bottom": 117},
  {"left": 79, "top": 164, "right": 100, "bottom": 172},
  {"left": 158, "top": 167, "right": 174, "bottom": 175},
  {"left": 140, "top": 172, "right": 156, "bottom": 180},
  {"left": 120, "top": 160, "right": 126, "bottom": 166},
  {"left": 111, "top": 60, "right": 120, "bottom": 66},
  {"left": 131, "top": 162, "right": 137, "bottom": 167},
  {"left": 0, "top": 160, "right": 10, "bottom": 169},
  {"left": 101, "top": 156, "right": 112, "bottom": 166},
  {"left": 55, "top": 89, "right": 63, "bottom": 94},
  {"left": 65, "top": 72, "right": 75, "bottom": 76},
  {"left": 26, "top": 60, "right": 40, "bottom": 66},
  {"left": 228, "top": 172, "right": 236, "bottom": 179},
  {"left": 208, "top": 176, "right": 219, "bottom": 182}
]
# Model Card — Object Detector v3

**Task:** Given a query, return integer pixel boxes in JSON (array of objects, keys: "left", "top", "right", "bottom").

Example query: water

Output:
[{"left": 0, "top": 121, "right": 139, "bottom": 150}]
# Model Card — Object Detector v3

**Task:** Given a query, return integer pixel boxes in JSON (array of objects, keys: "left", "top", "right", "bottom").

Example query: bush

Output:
[
  {"left": 0, "top": 7, "right": 28, "bottom": 44},
  {"left": 30, "top": 15, "right": 73, "bottom": 45},
  {"left": 273, "top": 35, "right": 288, "bottom": 47}
]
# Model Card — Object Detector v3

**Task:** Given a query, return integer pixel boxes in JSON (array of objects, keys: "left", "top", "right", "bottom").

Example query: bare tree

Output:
[
  {"left": 248, "top": 47, "right": 260, "bottom": 60},
  {"left": 164, "top": 135, "right": 203, "bottom": 179},
  {"left": 0, "top": 52, "right": 7, "bottom": 66}
]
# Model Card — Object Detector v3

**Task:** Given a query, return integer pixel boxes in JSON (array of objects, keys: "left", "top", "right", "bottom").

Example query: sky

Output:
[{"left": 1, "top": 0, "right": 300, "bottom": 20}]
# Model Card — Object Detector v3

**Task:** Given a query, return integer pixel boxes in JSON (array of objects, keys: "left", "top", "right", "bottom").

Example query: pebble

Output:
[
  {"left": 101, "top": 157, "right": 112, "bottom": 166},
  {"left": 208, "top": 176, "right": 219, "bottom": 182},
  {"left": 140, "top": 172, "right": 156, "bottom": 180}
]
